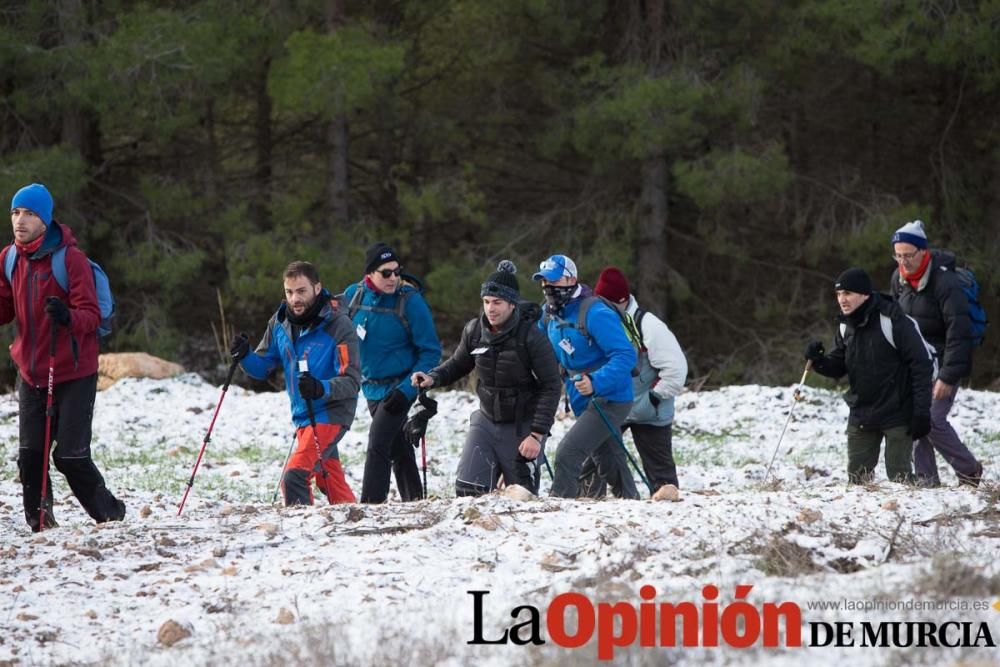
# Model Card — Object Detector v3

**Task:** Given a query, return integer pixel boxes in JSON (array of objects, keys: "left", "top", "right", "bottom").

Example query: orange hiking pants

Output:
[{"left": 282, "top": 423, "right": 355, "bottom": 505}]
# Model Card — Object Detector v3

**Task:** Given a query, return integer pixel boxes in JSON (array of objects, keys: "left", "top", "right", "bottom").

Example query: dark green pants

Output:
[{"left": 846, "top": 423, "right": 914, "bottom": 484}]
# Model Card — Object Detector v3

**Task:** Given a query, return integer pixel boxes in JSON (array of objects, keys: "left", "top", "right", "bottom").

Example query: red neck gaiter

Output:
[
  {"left": 14, "top": 234, "right": 45, "bottom": 255},
  {"left": 901, "top": 252, "right": 931, "bottom": 289}
]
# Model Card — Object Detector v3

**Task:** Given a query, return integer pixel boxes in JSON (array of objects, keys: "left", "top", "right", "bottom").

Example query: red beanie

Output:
[{"left": 595, "top": 267, "right": 630, "bottom": 304}]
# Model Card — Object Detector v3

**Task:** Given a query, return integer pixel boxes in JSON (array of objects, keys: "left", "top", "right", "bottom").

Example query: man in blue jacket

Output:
[
  {"left": 533, "top": 254, "right": 638, "bottom": 499},
  {"left": 231, "top": 261, "right": 360, "bottom": 505},
  {"left": 341, "top": 243, "right": 442, "bottom": 503}
]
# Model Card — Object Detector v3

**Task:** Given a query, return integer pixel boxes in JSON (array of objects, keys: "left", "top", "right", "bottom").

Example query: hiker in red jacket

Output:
[{"left": 0, "top": 183, "right": 125, "bottom": 532}]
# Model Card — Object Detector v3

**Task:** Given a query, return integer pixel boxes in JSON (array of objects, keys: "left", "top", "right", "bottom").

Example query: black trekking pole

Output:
[
  {"left": 178, "top": 333, "right": 247, "bottom": 516},
  {"left": 298, "top": 359, "right": 335, "bottom": 505},
  {"left": 574, "top": 375, "right": 653, "bottom": 495},
  {"left": 763, "top": 361, "right": 811, "bottom": 485}
]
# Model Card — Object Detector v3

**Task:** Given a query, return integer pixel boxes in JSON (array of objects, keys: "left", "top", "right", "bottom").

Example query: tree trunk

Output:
[
  {"left": 252, "top": 59, "right": 273, "bottom": 229},
  {"left": 326, "top": 0, "right": 350, "bottom": 227},
  {"left": 637, "top": 155, "right": 669, "bottom": 315}
]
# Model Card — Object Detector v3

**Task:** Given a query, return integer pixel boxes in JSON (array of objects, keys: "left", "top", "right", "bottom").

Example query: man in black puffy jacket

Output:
[
  {"left": 805, "top": 268, "right": 934, "bottom": 484},
  {"left": 411, "top": 261, "right": 561, "bottom": 495},
  {"left": 889, "top": 220, "right": 983, "bottom": 487}
]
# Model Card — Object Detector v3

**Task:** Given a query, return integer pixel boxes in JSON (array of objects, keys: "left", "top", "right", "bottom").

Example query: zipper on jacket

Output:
[{"left": 27, "top": 260, "right": 37, "bottom": 385}]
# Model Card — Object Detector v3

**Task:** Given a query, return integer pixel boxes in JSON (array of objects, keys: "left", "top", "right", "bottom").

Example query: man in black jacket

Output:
[
  {"left": 889, "top": 220, "right": 983, "bottom": 487},
  {"left": 805, "top": 268, "right": 934, "bottom": 484},
  {"left": 411, "top": 261, "right": 561, "bottom": 495}
]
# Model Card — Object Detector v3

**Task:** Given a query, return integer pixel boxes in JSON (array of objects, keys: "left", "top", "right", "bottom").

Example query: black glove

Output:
[
  {"left": 298, "top": 374, "right": 325, "bottom": 400},
  {"left": 381, "top": 389, "right": 410, "bottom": 415},
  {"left": 229, "top": 334, "right": 250, "bottom": 362},
  {"left": 909, "top": 414, "right": 931, "bottom": 440},
  {"left": 648, "top": 391, "right": 661, "bottom": 407},
  {"left": 804, "top": 340, "right": 825, "bottom": 363},
  {"left": 44, "top": 296, "right": 70, "bottom": 326},
  {"left": 403, "top": 409, "right": 433, "bottom": 447}
]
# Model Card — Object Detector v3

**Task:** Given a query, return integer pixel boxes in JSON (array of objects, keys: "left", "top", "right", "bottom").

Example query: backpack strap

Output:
[
  {"left": 346, "top": 286, "right": 365, "bottom": 319},
  {"left": 2, "top": 245, "right": 15, "bottom": 285},
  {"left": 395, "top": 289, "right": 413, "bottom": 338},
  {"left": 49, "top": 247, "right": 70, "bottom": 292},
  {"left": 634, "top": 308, "right": 647, "bottom": 349},
  {"left": 514, "top": 317, "right": 534, "bottom": 372}
]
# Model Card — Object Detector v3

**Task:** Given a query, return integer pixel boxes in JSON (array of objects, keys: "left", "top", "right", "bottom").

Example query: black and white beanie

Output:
[{"left": 481, "top": 260, "right": 520, "bottom": 304}]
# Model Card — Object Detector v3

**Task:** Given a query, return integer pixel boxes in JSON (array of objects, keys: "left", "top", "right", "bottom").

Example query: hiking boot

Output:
[
  {"left": 957, "top": 463, "right": 984, "bottom": 488},
  {"left": 97, "top": 498, "right": 126, "bottom": 523}
]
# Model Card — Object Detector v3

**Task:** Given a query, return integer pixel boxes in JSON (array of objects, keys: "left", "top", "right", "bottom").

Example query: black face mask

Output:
[{"left": 543, "top": 284, "right": 575, "bottom": 311}]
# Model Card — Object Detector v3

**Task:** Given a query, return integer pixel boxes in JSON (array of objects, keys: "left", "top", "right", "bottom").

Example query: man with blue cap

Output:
[
  {"left": 0, "top": 183, "right": 125, "bottom": 531},
  {"left": 533, "top": 254, "right": 639, "bottom": 499}
]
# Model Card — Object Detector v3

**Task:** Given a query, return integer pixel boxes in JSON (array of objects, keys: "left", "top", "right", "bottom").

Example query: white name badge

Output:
[
  {"left": 471, "top": 346, "right": 489, "bottom": 355},
  {"left": 558, "top": 338, "right": 575, "bottom": 355},
  {"left": 356, "top": 324, "right": 367, "bottom": 340}
]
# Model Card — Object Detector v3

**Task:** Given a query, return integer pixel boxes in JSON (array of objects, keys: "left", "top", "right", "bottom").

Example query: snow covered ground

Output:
[{"left": 1, "top": 374, "right": 999, "bottom": 666}]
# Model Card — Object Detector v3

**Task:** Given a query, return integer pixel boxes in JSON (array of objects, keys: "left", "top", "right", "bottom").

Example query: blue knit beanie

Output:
[
  {"left": 891, "top": 220, "right": 927, "bottom": 249},
  {"left": 11, "top": 183, "right": 54, "bottom": 226}
]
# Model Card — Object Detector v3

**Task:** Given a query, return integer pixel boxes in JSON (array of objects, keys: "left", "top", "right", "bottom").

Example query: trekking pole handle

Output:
[{"left": 223, "top": 333, "right": 248, "bottom": 390}]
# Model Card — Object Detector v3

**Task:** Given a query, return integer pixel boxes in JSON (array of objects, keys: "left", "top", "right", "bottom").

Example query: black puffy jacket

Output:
[
  {"left": 889, "top": 249, "right": 972, "bottom": 384},
  {"left": 430, "top": 305, "right": 562, "bottom": 435},
  {"left": 811, "top": 293, "right": 934, "bottom": 430}
]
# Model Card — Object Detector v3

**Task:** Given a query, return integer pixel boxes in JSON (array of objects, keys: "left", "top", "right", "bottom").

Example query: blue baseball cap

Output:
[
  {"left": 532, "top": 255, "right": 578, "bottom": 282},
  {"left": 11, "top": 183, "right": 54, "bottom": 226}
]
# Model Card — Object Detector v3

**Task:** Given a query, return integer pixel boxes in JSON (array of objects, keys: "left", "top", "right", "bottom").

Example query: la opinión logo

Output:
[{"left": 468, "top": 584, "right": 802, "bottom": 660}]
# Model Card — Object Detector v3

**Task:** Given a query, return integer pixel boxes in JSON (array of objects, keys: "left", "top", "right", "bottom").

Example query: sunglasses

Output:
[{"left": 374, "top": 267, "right": 403, "bottom": 278}]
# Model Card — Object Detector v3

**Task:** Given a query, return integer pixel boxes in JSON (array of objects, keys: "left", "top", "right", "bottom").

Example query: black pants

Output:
[
  {"left": 17, "top": 374, "right": 124, "bottom": 530},
  {"left": 360, "top": 397, "right": 423, "bottom": 503},
  {"left": 580, "top": 422, "right": 678, "bottom": 497}
]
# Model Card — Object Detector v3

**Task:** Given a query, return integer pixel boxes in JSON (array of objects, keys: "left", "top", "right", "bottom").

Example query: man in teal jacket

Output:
[
  {"left": 533, "top": 254, "right": 638, "bottom": 499},
  {"left": 341, "top": 243, "right": 442, "bottom": 503}
]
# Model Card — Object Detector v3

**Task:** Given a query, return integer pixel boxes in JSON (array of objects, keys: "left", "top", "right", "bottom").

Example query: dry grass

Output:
[{"left": 753, "top": 534, "right": 819, "bottom": 577}]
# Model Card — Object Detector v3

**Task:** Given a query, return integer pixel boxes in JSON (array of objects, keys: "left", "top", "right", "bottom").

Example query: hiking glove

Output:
[
  {"left": 648, "top": 391, "right": 661, "bottom": 407},
  {"left": 229, "top": 334, "right": 250, "bottom": 362},
  {"left": 44, "top": 296, "right": 70, "bottom": 326},
  {"left": 804, "top": 340, "right": 825, "bottom": 362},
  {"left": 403, "top": 409, "right": 432, "bottom": 447},
  {"left": 381, "top": 389, "right": 410, "bottom": 415},
  {"left": 298, "top": 374, "right": 325, "bottom": 400},
  {"left": 909, "top": 414, "right": 931, "bottom": 440}
]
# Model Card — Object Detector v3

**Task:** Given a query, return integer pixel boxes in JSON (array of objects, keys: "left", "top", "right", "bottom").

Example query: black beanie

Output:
[
  {"left": 364, "top": 242, "right": 400, "bottom": 274},
  {"left": 835, "top": 267, "right": 873, "bottom": 295},
  {"left": 481, "top": 260, "right": 520, "bottom": 303}
]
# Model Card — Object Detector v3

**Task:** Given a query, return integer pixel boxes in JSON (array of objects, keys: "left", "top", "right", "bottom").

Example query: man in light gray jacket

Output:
[{"left": 580, "top": 267, "right": 688, "bottom": 495}]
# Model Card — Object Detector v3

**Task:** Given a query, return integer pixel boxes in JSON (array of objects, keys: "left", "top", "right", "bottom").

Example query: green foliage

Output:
[
  {"left": 0, "top": 148, "right": 87, "bottom": 204},
  {"left": 0, "top": 0, "right": 997, "bottom": 388},
  {"left": 269, "top": 26, "right": 405, "bottom": 117},
  {"left": 573, "top": 68, "right": 708, "bottom": 163},
  {"left": 673, "top": 145, "right": 793, "bottom": 210}
]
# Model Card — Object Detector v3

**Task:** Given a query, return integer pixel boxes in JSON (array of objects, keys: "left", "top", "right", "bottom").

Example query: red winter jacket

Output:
[{"left": 0, "top": 222, "right": 101, "bottom": 387}]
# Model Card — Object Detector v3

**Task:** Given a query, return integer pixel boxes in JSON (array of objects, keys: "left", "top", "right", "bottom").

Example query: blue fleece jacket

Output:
[
  {"left": 340, "top": 279, "right": 442, "bottom": 401},
  {"left": 540, "top": 290, "right": 636, "bottom": 415}
]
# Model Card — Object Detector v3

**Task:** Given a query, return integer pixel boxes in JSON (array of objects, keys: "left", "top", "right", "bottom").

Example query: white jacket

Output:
[{"left": 626, "top": 295, "right": 687, "bottom": 400}]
